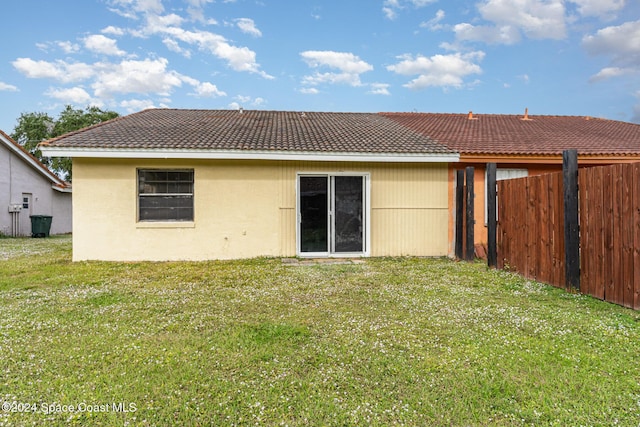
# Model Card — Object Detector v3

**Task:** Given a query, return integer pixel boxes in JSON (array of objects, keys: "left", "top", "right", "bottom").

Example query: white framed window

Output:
[{"left": 138, "top": 169, "right": 194, "bottom": 222}]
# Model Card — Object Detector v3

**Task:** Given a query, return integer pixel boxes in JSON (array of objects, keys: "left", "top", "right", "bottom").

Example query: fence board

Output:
[
  {"left": 622, "top": 165, "right": 634, "bottom": 308},
  {"left": 527, "top": 178, "right": 537, "bottom": 279},
  {"left": 603, "top": 167, "right": 615, "bottom": 302},
  {"left": 612, "top": 165, "right": 624, "bottom": 305},
  {"left": 539, "top": 175, "right": 552, "bottom": 284},
  {"left": 592, "top": 167, "right": 605, "bottom": 300},
  {"left": 496, "top": 162, "right": 640, "bottom": 310},
  {"left": 552, "top": 172, "right": 565, "bottom": 287},
  {"left": 633, "top": 164, "right": 640, "bottom": 310},
  {"left": 579, "top": 170, "right": 590, "bottom": 295}
]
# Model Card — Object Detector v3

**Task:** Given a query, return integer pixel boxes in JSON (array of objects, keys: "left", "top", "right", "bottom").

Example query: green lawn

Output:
[{"left": 1, "top": 235, "right": 639, "bottom": 426}]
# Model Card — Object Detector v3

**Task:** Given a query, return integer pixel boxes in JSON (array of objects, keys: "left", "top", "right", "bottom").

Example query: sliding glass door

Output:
[{"left": 298, "top": 174, "right": 368, "bottom": 256}]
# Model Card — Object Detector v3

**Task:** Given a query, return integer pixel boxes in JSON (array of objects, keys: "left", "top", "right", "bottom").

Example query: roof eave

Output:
[
  {"left": 1, "top": 131, "right": 67, "bottom": 187},
  {"left": 40, "top": 146, "right": 460, "bottom": 163},
  {"left": 458, "top": 152, "right": 640, "bottom": 164}
]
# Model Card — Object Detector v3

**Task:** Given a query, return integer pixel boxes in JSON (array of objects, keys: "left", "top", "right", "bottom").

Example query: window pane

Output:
[
  {"left": 299, "top": 176, "right": 328, "bottom": 253},
  {"left": 138, "top": 169, "right": 194, "bottom": 221}
]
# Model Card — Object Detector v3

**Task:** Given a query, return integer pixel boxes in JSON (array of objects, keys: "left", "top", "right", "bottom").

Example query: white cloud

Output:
[
  {"left": 589, "top": 66, "right": 636, "bottom": 82},
  {"left": 368, "top": 83, "right": 391, "bottom": 95},
  {"left": 299, "top": 87, "right": 319, "bottom": 95},
  {"left": 383, "top": 6, "right": 397, "bottom": 20},
  {"left": 569, "top": 0, "right": 625, "bottom": 18},
  {"left": 58, "top": 41, "right": 81, "bottom": 54},
  {"left": 421, "top": 10, "right": 446, "bottom": 31},
  {"left": 120, "top": 98, "right": 158, "bottom": 112},
  {"left": 102, "top": 26, "right": 125, "bottom": 36},
  {"left": 387, "top": 51, "right": 485, "bottom": 90},
  {"left": 0, "top": 82, "right": 18, "bottom": 91},
  {"left": 162, "top": 38, "right": 191, "bottom": 58},
  {"left": 45, "top": 87, "right": 97, "bottom": 105},
  {"left": 236, "top": 18, "right": 262, "bottom": 37},
  {"left": 12, "top": 58, "right": 95, "bottom": 83},
  {"left": 140, "top": 15, "right": 272, "bottom": 78},
  {"left": 185, "top": 0, "right": 214, "bottom": 22},
  {"left": 192, "top": 81, "right": 226, "bottom": 97},
  {"left": 91, "top": 58, "right": 183, "bottom": 98},
  {"left": 108, "top": 0, "right": 164, "bottom": 16},
  {"left": 583, "top": 20, "right": 640, "bottom": 80},
  {"left": 454, "top": 23, "right": 522, "bottom": 45},
  {"left": 145, "top": 13, "right": 185, "bottom": 31},
  {"left": 232, "top": 95, "right": 265, "bottom": 106},
  {"left": 35, "top": 41, "right": 81, "bottom": 54},
  {"left": 301, "top": 51, "right": 374, "bottom": 88},
  {"left": 382, "top": 0, "right": 436, "bottom": 19},
  {"left": 84, "top": 35, "right": 126, "bottom": 56},
  {"left": 301, "top": 51, "right": 373, "bottom": 74},
  {"left": 302, "top": 72, "right": 363, "bottom": 86},
  {"left": 454, "top": 0, "right": 567, "bottom": 44},
  {"left": 583, "top": 20, "right": 640, "bottom": 59},
  {"left": 106, "top": 0, "right": 272, "bottom": 78}
]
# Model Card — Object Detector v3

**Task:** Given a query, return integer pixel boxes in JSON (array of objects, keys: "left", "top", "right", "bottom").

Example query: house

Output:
[
  {"left": 381, "top": 111, "right": 640, "bottom": 256},
  {"left": 0, "top": 130, "right": 72, "bottom": 237},
  {"left": 39, "top": 109, "right": 458, "bottom": 261}
]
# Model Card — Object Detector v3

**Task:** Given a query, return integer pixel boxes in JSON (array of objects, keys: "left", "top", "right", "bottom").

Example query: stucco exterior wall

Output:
[
  {"left": 72, "top": 158, "right": 449, "bottom": 261},
  {"left": 0, "top": 142, "right": 72, "bottom": 236}
]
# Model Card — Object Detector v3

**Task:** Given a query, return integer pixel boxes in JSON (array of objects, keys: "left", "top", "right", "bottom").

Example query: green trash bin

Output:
[{"left": 30, "top": 215, "right": 53, "bottom": 238}]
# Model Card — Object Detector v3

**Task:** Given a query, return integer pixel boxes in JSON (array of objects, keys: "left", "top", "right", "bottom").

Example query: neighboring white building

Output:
[{"left": 0, "top": 130, "right": 72, "bottom": 237}]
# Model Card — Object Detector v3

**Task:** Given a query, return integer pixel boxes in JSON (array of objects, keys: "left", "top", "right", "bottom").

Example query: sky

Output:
[{"left": 1, "top": 0, "right": 640, "bottom": 134}]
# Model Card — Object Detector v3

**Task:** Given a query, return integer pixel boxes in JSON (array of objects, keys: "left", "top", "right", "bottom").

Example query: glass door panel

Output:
[
  {"left": 299, "top": 176, "right": 328, "bottom": 253},
  {"left": 333, "top": 176, "right": 364, "bottom": 253}
]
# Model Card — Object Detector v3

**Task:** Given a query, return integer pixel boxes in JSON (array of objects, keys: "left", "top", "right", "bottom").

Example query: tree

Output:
[{"left": 11, "top": 105, "right": 119, "bottom": 181}]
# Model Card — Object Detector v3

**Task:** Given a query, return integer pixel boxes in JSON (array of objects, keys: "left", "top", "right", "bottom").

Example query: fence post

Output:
[
  {"left": 563, "top": 149, "right": 580, "bottom": 291},
  {"left": 455, "top": 170, "right": 464, "bottom": 259},
  {"left": 487, "top": 163, "right": 497, "bottom": 268},
  {"left": 465, "top": 167, "right": 475, "bottom": 261}
]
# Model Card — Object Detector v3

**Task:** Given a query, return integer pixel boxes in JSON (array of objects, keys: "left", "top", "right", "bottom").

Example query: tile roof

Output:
[
  {"left": 41, "top": 109, "right": 454, "bottom": 155},
  {"left": 0, "top": 130, "right": 69, "bottom": 188},
  {"left": 381, "top": 112, "right": 640, "bottom": 156}
]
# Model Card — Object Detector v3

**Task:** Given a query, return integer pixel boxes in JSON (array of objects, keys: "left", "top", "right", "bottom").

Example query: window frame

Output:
[{"left": 137, "top": 169, "right": 195, "bottom": 223}]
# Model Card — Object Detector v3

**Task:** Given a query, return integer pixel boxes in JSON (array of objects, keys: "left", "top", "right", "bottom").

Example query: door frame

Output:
[{"left": 296, "top": 172, "right": 371, "bottom": 257}]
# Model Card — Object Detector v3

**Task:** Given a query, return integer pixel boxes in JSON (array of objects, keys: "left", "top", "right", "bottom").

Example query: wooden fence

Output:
[
  {"left": 497, "top": 173, "right": 566, "bottom": 287},
  {"left": 578, "top": 163, "right": 640, "bottom": 309},
  {"left": 494, "top": 160, "right": 640, "bottom": 310}
]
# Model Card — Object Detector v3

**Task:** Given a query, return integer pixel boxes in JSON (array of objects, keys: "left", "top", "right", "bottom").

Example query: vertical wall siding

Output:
[
  {"left": 370, "top": 163, "right": 448, "bottom": 256},
  {"left": 278, "top": 161, "right": 449, "bottom": 257}
]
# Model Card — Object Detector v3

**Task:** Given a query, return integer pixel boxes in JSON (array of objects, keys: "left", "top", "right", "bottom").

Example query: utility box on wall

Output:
[{"left": 8, "top": 204, "right": 22, "bottom": 213}]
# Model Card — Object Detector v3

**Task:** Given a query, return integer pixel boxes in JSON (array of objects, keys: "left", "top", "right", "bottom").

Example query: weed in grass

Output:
[{"left": 1, "top": 236, "right": 640, "bottom": 426}]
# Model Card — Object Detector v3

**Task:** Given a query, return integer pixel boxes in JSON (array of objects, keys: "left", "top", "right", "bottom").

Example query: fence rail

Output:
[{"left": 494, "top": 160, "right": 640, "bottom": 310}]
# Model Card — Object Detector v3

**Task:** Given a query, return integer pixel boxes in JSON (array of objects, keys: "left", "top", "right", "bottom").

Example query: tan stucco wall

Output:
[{"left": 72, "top": 158, "right": 449, "bottom": 261}]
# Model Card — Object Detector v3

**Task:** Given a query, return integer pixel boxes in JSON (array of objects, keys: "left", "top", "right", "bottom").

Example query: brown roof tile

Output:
[
  {"left": 381, "top": 112, "right": 640, "bottom": 156},
  {"left": 42, "top": 109, "right": 454, "bottom": 155}
]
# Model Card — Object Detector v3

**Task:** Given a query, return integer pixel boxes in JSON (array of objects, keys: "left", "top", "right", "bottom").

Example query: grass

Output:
[{"left": 1, "top": 235, "right": 639, "bottom": 426}]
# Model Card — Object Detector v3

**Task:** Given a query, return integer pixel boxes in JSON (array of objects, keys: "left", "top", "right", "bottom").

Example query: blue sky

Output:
[{"left": 1, "top": 0, "right": 639, "bottom": 134}]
